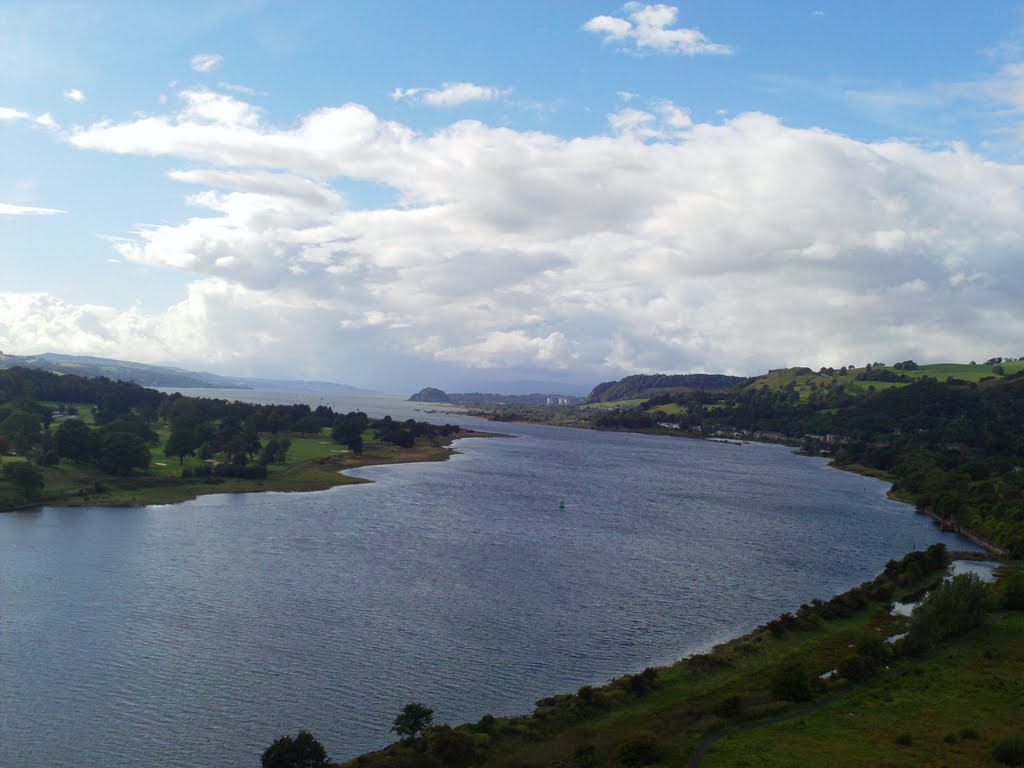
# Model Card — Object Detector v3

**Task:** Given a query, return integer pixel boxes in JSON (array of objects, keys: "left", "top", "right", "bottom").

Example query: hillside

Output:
[
  {"left": 0, "top": 352, "right": 372, "bottom": 394},
  {"left": 585, "top": 373, "right": 749, "bottom": 404},
  {"left": 743, "top": 359, "right": 1024, "bottom": 401}
]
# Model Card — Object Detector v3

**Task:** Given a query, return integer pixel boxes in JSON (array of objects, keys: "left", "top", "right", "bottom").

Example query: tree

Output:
[
  {"left": 0, "top": 411, "right": 42, "bottom": 451},
  {"left": 97, "top": 432, "right": 151, "bottom": 475},
  {"left": 55, "top": 419, "right": 99, "bottom": 463},
  {"left": 261, "top": 730, "right": 329, "bottom": 768},
  {"left": 4, "top": 461, "right": 45, "bottom": 500},
  {"left": 165, "top": 427, "right": 197, "bottom": 465},
  {"left": 392, "top": 702, "right": 434, "bottom": 741}
]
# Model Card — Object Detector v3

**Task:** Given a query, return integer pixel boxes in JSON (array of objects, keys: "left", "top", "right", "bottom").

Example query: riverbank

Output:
[
  {"left": 1, "top": 429, "right": 501, "bottom": 511},
  {"left": 336, "top": 549, "right": 1022, "bottom": 768}
]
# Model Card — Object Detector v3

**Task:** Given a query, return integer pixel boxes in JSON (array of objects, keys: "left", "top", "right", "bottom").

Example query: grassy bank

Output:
[
  {"left": 337, "top": 549, "right": 1021, "bottom": 768},
  {"left": 1, "top": 428, "right": 499, "bottom": 510}
]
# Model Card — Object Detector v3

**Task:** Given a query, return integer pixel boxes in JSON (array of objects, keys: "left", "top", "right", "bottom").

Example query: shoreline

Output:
[
  {"left": 463, "top": 408, "right": 1007, "bottom": 558},
  {"left": 1, "top": 429, "right": 503, "bottom": 513}
]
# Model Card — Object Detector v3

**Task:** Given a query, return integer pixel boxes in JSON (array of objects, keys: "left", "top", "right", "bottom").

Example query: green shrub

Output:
[
  {"left": 714, "top": 694, "right": 742, "bottom": 718},
  {"left": 573, "top": 744, "right": 598, "bottom": 767},
  {"left": 998, "top": 571, "right": 1024, "bottom": 610},
  {"left": 771, "top": 660, "right": 812, "bottom": 701},
  {"left": 855, "top": 633, "right": 889, "bottom": 661},
  {"left": 943, "top": 732, "right": 958, "bottom": 744},
  {"left": 959, "top": 727, "right": 980, "bottom": 740},
  {"left": 837, "top": 653, "right": 878, "bottom": 683},
  {"left": 617, "top": 734, "right": 661, "bottom": 767},
  {"left": 905, "top": 573, "right": 990, "bottom": 653},
  {"left": 896, "top": 733, "right": 913, "bottom": 746}
]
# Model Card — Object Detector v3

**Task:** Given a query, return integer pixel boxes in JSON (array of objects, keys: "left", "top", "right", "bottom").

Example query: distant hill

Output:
[
  {"left": 0, "top": 352, "right": 373, "bottom": 394},
  {"left": 409, "top": 387, "right": 582, "bottom": 406},
  {"left": 585, "top": 373, "right": 749, "bottom": 403},
  {"left": 742, "top": 360, "right": 1024, "bottom": 401}
]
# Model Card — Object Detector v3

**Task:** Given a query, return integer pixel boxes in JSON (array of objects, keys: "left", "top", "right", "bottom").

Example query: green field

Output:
[
  {"left": 580, "top": 398, "right": 650, "bottom": 410},
  {"left": 742, "top": 361, "right": 1024, "bottom": 402},
  {"left": 704, "top": 611, "right": 1024, "bottom": 768}
]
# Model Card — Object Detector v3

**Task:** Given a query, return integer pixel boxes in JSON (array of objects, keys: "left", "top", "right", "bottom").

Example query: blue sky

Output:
[{"left": 2, "top": 1, "right": 1024, "bottom": 391}]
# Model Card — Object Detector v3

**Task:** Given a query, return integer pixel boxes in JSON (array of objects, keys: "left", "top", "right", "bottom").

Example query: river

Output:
[{"left": 0, "top": 392, "right": 976, "bottom": 767}]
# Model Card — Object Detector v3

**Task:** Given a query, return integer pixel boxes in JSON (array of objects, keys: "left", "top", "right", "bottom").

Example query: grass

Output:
[
  {"left": 581, "top": 398, "right": 650, "bottom": 410},
  {"left": 702, "top": 612, "right": 1024, "bottom": 767},
  {"left": 744, "top": 361, "right": 1024, "bottom": 402}
]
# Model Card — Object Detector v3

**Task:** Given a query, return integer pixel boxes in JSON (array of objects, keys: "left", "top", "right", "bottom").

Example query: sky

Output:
[{"left": 2, "top": 1, "right": 1024, "bottom": 393}]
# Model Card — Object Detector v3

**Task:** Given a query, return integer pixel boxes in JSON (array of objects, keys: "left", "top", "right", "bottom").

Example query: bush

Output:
[
  {"left": 998, "top": 571, "right": 1024, "bottom": 610},
  {"left": 771, "top": 660, "right": 812, "bottom": 702},
  {"left": 714, "top": 695, "right": 742, "bottom": 718},
  {"left": 905, "top": 573, "right": 990, "bottom": 654},
  {"left": 838, "top": 653, "right": 878, "bottom": 683},
  {"left": 261, "top": 730, "right": 329, "bottom": 768},
  {"left": 617, "top": 734, "right": 662, "bottom": 767},
  {"left": 855, "top": 633, "right": 889, "bottom": 662},
  {"left": 993, "top": 733, "right": 1024, "bottom": 765},
  {"left": 896, "top": 733, "right": 913, "bottom": 746},
  {"left": 573, "top": 744, "right": 598, "bottom": 767},
  {"left": 960, "top": 727, "right": 980, "bottom": 740}
]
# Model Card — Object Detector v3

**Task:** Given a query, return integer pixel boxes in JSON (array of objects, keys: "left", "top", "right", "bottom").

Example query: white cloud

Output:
[
  {"left": 392, "top": 82, "right": 505, "bottom": 107},
  {"left": 190, "top": 53, "right": 223, "bottom": 72},
  {"left": 63, "top": 88, "right": 86, "bottom": 103},
  {"left": 0, "top": 202, "right": 64, "bottom": 215},
  {"left": 5, "top": 87, "right": 1016, "bottom": 383},
  {"left": 0, "top": 106, "right": 30, "bottom": 121},
  {"left": 584, "top": 3, "right": 732, "bottom": 56},
  {"left": 35, "top": 112, "right": 57, "bottom": 128}
]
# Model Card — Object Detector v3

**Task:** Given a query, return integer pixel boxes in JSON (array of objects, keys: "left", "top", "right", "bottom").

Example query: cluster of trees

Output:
[
  {"left": 261, "top": 704, "right": 438, "bottom": 768},
  {"left": 0, "top": 365, "right": 461, "bottom": 507}
]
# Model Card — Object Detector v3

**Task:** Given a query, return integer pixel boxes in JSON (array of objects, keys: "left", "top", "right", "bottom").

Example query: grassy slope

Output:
[
  {"left": 745, "top": 361, "right": 1024, "bottom": 402},
  {"left": 704, "top": 610, "right": 1024, "bottom": 768}
]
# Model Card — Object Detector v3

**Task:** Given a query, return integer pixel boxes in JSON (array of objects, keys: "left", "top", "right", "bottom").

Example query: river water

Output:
[{"left": 0, "top": 393, "right": 975, "bottom": 767}]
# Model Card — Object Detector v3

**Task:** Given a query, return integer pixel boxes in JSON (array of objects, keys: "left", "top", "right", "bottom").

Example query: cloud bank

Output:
[{"left": 2, "top": 85, "right": 1023, "bottom": 386}]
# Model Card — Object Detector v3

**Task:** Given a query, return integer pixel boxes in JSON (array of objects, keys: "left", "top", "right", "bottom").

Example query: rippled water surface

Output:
[{"left": 0, "top": 399, "right": 974, "bottom": 767}]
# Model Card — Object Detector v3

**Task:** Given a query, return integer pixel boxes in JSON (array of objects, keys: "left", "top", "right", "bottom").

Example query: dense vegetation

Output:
[
  {"left": 584, "top": 373, "right": 750, "bottom": 404},
  {"left": 0, "top": 366, "right": 463, "bottom": 509}
]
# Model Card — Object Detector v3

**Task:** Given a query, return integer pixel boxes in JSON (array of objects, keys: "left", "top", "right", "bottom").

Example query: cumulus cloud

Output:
[
  {"left": 63, "top": 88, "right": 86, "bottom": 103},
  {"left": 584, "top": 3, "right": 732, "bottom": 56},
  {"left": 190, "top": 53, "right": 223, "bottom": 72},
  {"left": 3, "top": 85, "right": 1018, "bottom": 383},
  {"left": 0, "top": 106, "right": 30, "bottom": 121},
  {"left": 392, "top": 82, "right": 506, "bottom": 106},
  {"left": 0, "top": 202, "right": 63, "bottom": 215}
]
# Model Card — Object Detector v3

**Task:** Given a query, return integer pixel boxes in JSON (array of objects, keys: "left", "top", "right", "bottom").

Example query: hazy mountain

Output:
[{"left": 0, "top": 352, "right": 374, "bottom": 394}]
